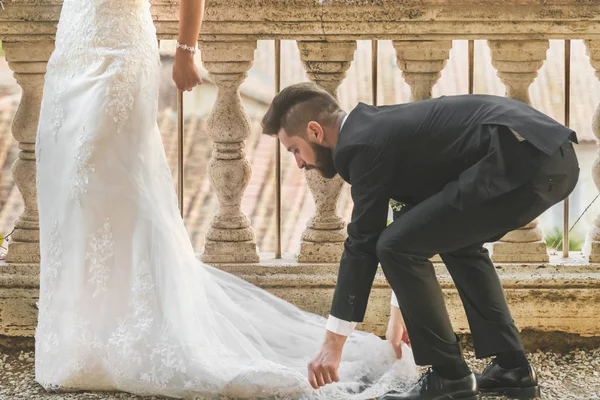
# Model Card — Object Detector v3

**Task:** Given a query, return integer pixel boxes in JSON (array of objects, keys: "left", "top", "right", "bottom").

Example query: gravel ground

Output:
[{"left": 1, "top": 347, "right": 599, "bottom": 399}]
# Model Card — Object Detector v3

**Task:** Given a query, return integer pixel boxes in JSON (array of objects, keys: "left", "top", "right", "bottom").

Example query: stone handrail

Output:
[{"left": 2, "top": 1, "right": 600, "bottom": 40}]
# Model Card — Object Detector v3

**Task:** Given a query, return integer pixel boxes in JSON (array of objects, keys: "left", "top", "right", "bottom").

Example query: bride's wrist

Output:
[
  {"left": 176, "top": 41, "right": 197, "bottom": 54},
  {"left": 175, "top": 47, "right": 196, "bottom": 62}
]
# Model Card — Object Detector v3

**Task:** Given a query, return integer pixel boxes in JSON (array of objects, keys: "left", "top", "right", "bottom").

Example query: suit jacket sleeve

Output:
[{"left": 330, "top": 144, "right": 390, "bottom": 322}]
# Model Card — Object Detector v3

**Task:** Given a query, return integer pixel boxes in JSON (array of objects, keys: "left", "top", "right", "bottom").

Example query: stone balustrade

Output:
[
  {"left": 1, "top": 0, "right": 600, "bottom": 339},
  {"left": 488, "top": 40, "right": 551, "bottom": 262}
]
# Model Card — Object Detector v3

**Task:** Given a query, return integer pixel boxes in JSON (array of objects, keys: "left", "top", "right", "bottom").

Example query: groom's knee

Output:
[
  {"left": 375, "top": 228, "right": 398, "bottom": 266},
  {"left": 376, "top": 230, "right": 427, "bottom": 271}
]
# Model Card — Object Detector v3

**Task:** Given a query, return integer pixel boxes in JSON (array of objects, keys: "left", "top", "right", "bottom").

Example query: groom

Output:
[{"left": 262, "top": 82, "right": 578, "bottom": 400}]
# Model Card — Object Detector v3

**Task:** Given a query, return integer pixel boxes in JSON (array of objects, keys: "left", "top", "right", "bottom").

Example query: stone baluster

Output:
[
  {"left": 0, "top": 41, "right": 53, "bottom": 338},
  {"left": 296, "top": 41, "right": 357, "bottom": 263},
  {"left": 584, "top": 40, "right": 600, "bottom": 262},
  {"left": 392, "top": 40, "right": 452, "bottom": 102},
  {"left": 198, "top": 40, "right": 259, "bottom": 263},
  {"left": 3, "top": 41, "right": 54, "bottom": 264},
  {"left": 392, "top": 40, "right": 452, "bottom": 262},
  {"left": 488, "top": 40, "right": 550, "bottom": 262}
]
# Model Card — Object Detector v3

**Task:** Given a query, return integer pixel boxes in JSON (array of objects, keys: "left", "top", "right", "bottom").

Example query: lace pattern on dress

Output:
[
  {"left": 71, "top": 126, "right": 95, "bottom": 202},
  {"left": 86, "top": 219, "right": 114, "bottom": 297},
  {"left": 35, "top": 221, "right": 62, "bottom": 388}
]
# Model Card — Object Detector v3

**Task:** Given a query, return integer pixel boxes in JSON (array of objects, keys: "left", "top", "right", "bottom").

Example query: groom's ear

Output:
[{"left": 306, "top": 121, "right": 325, "bottom": 144}]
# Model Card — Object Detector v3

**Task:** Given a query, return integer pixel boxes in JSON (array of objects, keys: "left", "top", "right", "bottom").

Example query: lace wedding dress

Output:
[{"left": 34, "top": 0, "right": 418, "bottom": 398}]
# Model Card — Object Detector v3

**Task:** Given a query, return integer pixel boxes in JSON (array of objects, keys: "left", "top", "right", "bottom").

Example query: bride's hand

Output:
[
  {"left": 172, "top": 48, "right": 203, "bottom": 92},
  {"left": 386, "top": 305, "right": 411, "bottom": 359}
]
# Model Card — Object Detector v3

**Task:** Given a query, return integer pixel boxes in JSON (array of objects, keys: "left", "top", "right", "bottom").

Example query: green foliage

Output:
[{"left": 544, "top": 226, "right": 584, "bottom": 251}]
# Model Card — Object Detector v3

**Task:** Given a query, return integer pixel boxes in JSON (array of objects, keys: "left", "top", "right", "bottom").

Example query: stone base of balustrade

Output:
[
  {"left": 0, "top": 263, "right": 39, "bottom": 338},
  {"left": 1, "top": 255, "right": 599, "bottom": 345},
  {"left": 5, "top": 242, "right": 41, "bottom": 265},
  {"left": 585, "top": 241, "right": 600, "bottom": 263},
  {"left": 297, "top": 241, "right": 344, "bottom": 263},
  {"left": 491, "top": 241, "right": 550, "bottom": 262},
  {"left": 201, "top": 240, "right": 260, "bottom": 263},
  {"left": 216, "top": 253, "right": 599, "bottom": 339}
]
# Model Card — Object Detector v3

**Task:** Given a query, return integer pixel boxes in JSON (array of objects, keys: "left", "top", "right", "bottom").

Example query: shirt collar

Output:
[{"left": 340, "top": 114, "right": 348, "bottom": 131}]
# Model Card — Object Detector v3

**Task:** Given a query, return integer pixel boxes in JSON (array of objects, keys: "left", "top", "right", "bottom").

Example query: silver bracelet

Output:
[{"left": 176, "top": 41, "right": 197, "bottom": 54}]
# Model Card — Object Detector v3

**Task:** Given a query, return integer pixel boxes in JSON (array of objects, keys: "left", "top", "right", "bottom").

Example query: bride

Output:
[{"left": 34, "top": 0, "right": 417, "bottom": 398}]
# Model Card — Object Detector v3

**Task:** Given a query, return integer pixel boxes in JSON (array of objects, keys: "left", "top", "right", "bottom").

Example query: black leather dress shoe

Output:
[
  {"left": 379, "top": 368, "right": 480, "bottom": 400},
  {"left": 478, "top": 359, "right": 541, "bottom": 399}
]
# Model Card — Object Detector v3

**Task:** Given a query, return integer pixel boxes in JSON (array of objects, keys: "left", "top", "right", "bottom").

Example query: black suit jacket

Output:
[{"left": 331, "top": 94, "right": 577, "bottom": 322}]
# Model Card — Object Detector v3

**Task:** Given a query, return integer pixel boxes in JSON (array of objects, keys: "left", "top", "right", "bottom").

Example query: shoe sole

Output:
[
  {"left": 480, "top": 385, "right": 541, "bottom": 399},
  {"left": 380, "top": 393, "right": 480, "bottom": 400}
]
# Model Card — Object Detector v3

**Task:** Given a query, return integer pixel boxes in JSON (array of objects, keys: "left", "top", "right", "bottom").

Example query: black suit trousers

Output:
[{"left": 377, "top": 140, "right": 579, "bottom": 366}]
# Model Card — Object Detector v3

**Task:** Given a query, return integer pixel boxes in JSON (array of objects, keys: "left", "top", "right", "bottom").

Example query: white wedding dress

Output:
[{"left": 34, "top": 0, "right": 418, "bottom": 398}]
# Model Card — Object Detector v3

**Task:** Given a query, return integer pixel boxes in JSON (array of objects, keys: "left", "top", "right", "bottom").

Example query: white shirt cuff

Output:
[
  {"left": 326, "top": 315, "right": 357, "bottom": 336},
  {"left": 390, "top": 291, "right": 400, "bottom": 308}
]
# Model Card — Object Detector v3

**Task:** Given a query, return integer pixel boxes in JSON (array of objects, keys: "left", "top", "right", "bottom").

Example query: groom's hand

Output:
[
  {"left": 386, "top": 305, "right": 411, "bottom": 359},
  {"left": 307, "top": 331, "right": 346, "bottom": 389}
]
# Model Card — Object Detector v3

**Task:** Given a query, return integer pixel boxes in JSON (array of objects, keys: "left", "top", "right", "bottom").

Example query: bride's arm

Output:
[
  {"left": 178, "top": 0, "right": 205, "bottom": 50},
  {"left": 173, "top": 0, "right": 205, "bottom": 91}
]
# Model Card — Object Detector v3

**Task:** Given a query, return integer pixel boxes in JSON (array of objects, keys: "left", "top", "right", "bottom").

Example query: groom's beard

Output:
[{"left": 306, "top": 142, "right": 337, "bottom": 179}]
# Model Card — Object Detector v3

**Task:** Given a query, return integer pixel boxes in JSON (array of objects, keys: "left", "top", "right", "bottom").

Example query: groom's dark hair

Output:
[{"left": 262, "top": 82, "right": 341, "bottom": 138}]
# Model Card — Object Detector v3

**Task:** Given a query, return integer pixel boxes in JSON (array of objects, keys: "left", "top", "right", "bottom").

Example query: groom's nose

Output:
[{"left": 294, "top": 154, "right": 306, "bottom": 169}]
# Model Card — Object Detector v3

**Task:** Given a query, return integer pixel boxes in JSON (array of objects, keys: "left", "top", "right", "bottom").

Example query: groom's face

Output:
[{"left": 279, "top": 127, "right": 337, "bottom": 179}]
